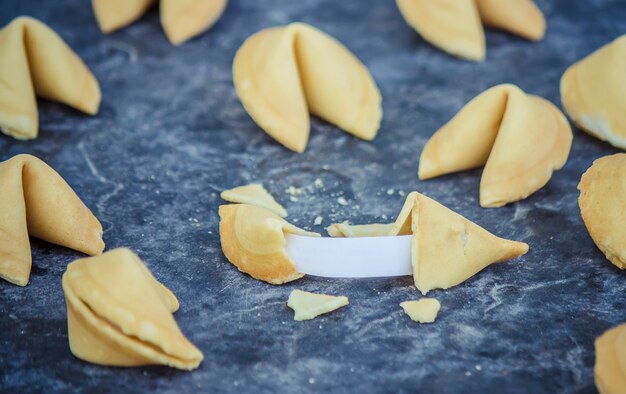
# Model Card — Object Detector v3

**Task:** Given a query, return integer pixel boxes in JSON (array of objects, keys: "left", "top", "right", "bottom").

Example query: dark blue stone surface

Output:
[{"left": 1, "top": 1, "right": 625, "bottom": 393}]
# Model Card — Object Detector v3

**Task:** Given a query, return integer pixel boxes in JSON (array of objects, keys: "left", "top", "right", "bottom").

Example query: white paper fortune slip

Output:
[{"left": 285, "top": 234, "right": 413, "bottom": 278}]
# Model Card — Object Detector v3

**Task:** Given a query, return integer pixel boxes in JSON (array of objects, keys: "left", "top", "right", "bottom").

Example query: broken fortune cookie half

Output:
[
  {"left": 0, "top": 154, "right": 104, "bottom": 287},
  {"left": 92, "top": 0, "right": 228, "bottom": 45},
  {"left": 218, "top": 203, "right": 320, "bottom": 284},
  {"left": 0, "top": 16, "right": 101, "bottom": 140},
  {"left": 561, "top": 35, "right": 626, "bottom": 150},
  {"left": 233, "top": 22, "right": 382, "bottom": 153},
  {"left": 62, "top": 248, "right": 203, "bottom": 370},
  {"left": 594, "top": 322, "right": 626, "bottom": 394},
  {"left": 578, "top": 154, "right": 626, "bottom": 269},
  {"left": 326, "top": 192, "right": 528, "bottom": 294},
  {"left": 387, "top": 192, "right": 528, "bottom": 294},
  {"left": 419, "top": 84, "right": 572, "bottom": 208}
]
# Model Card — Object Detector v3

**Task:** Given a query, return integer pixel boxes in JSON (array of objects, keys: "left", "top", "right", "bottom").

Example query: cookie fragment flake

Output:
[
  {"left": 400, "top": 299, "right": 441, "bottom": 323},
  {"left": 287, "top": 289, "right": 349, "bottom": 321},
  {"left": 221, "top": 183, "right": 287, "bottom": 217}
]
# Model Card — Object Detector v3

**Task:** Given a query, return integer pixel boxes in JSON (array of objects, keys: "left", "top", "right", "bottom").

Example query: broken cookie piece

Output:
[
  {"left": 287, "top": 289, "right": 349, "bottom": 321},
  {"left": 389, "top": 192, "right": 528, "bottom": 294},
  {"left": 221, "top": 183, "right": 287, "bottom": 217},
  {"left": 419, "top": 84, "right": 572, "bottom": 208},
  {"left": 561, "top": 35, "right": 626, "bottom": 150},
  {"left": 218, "top": 204, "right": 320, "bottom": 284},
  {"left": 578, "top": 154, "right": 626, "bottom": 269},
  {"left": 233, "top": 22, "right": 382, "bottom": 153},
  {"left": 326, "top": 221, "right": 393, "bottom": 237},
  {"left": 400, "top": 299, "right": 441, "bottom": 323},
  {"left": 62, "top": 248, "right": 203, "bottom": 370},
  {"left": 92, "top": 0, "right": 227, "bottom": 45},
  {"left": 594, "top": 323, "right": 626, "bottom": 394},
  {"left": 0, "top": 17, "right": 101, "bottom": 140},
  {"left": 0, "top": 154, "right": 104, "bottom": 286}
]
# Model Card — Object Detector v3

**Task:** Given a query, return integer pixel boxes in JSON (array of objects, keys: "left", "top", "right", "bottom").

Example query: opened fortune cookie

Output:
[
  {"left": 62, "top": 248, "right": 203, "bottom": 370},
  {"left": 92, "top": 0, "right": 227, "bottom": 45},
  {"left": 578, "top": 154, "right": 626, "bottom": 269},
  {"left": 220, "top": 192, "right": 527, "bottom": 294},
  {"left": 396, "top": 0, "right": 545, "bottom": 61},
  {"left": 419, "top": 84, "right": 572, "bottom": 208},
  {"left": 233, "top": 22, "right": 382, "bottom": 153},
  {"left": 561, "top": 35, "right": 626, "bottom": 150},
  {"left": 0, "top": 154, "right": 104, "bottom": 286},
  {"left": 0, "top": 17, "right": 101, "bottom": 140}
]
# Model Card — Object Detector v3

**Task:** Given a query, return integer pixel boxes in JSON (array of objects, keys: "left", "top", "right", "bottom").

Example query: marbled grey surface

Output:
[{"left": 1, "top": 0, "right": 625, "bottom": 393}]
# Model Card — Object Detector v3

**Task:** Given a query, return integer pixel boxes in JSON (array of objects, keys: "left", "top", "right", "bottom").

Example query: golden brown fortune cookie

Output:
[
  {"left": 578, "top": 154, "right": 626, "bottom": 269},
  {"left": 63, "top": 248, "right": 203, "bottom": 370},
  {"left": 233, "top": 22, "right": 382, "bottom": 153},
  {"left": 218, "top": 204, "right": 320, "bottom": 284},
  {"left": 561, "top": 35, "right": 626, "bottom": 150},
  {"left": 92, "top": 0, "right": 228, "bottom": 45},
  {"left": 396, "top": 0, "right": 545, "bottom": 61},
  {"left": 594, "top": 323, "right": 626, "bottom": 394},
  {"left": 419, "top": 84, "right": 572, "bottom": 208},
  {"left": 0, "top": 154, "right": 104, "bottom": 287},
  {"left": 0, "top": 17, "right": 100, "bottom": 140}
]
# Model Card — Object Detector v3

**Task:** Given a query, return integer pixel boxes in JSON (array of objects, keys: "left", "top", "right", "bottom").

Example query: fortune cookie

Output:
[
  {"left": 396, "top": 0, "right": 485, "bottom": 61},
  {"left": 396, "top": 0, "right": 545, "bottom": 61},
  {"left": 578, "top": 154, "right": 626, "bottom": 269},
  {"left": 0, "top": 17, "right": 100, "bottom": 140},
  {"left": 595, "top": 323, "right": 626, "bottom": 394},
  {"left": 561, "top": 35, "right": 626, "bottom": 150},
  {"left": 419, "top": 84, "right": 572, "bottom": 208},
  {"left": 218, "top": 204, "right": 320, "bottom": 284},
  {"left": 233, "top": 22, "right": 382, "bottom": 153},
  {"left": 62, "top": 248, "right": 203, "bottom": 370},
  {"left": 287, "top": 289, "right": 349, "bottom": 321},
  {"left": 92, "top": 0, "right": 227, "bottom": 45},
  {"left": 0, "top": 154, "right": 104, "bottom": 287},
  {"left": 221, "top": 183, "right": 287, "bottom": 217},
  {"left": 475, "top": 0, "right": 546, "bottom": 41},
  {"left": 388, "top": 192, "right": 528, "bottom": 294}
]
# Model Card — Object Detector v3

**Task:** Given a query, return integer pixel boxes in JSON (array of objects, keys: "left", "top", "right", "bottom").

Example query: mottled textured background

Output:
[{"left": 1, "top": 1, "right": 625, "bottom": 393}]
